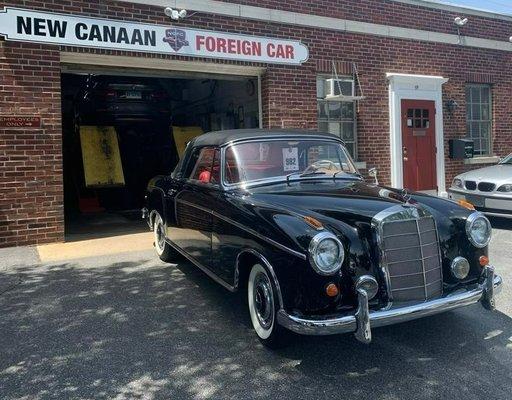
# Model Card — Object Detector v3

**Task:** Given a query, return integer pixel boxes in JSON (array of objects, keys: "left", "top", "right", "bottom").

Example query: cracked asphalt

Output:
[{"left": 0, "top": 217, "right": 511, "bottom": 400}]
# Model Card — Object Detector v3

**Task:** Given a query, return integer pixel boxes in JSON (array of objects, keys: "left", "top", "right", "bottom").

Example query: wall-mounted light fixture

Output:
[
  {"left": 446, "top": 99, "right": 459, "bottom": 114},
  {"left": 164, "top": 7, "right": 188, "bottom": 20},
  {"left": 454, "top": 17, "right": 468, "bottom": 45}
]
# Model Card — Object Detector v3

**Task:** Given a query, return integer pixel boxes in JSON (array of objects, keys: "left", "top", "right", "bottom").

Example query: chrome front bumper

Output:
[{"left": 277, "top": 266, "right": 503, "bottom": 343}]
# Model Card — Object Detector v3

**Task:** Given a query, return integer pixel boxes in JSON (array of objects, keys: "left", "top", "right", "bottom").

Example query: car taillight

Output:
[{"left": 102, "top": 90, "right": 116, "bottom": 99}]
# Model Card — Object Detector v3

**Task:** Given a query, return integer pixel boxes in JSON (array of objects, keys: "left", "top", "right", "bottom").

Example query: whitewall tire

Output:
[
  {"left": 153, "top": 212, "right": 176, "bottom": 262},
  {"left": 247, "top": 263, "right": 287, "bottom": 347}
]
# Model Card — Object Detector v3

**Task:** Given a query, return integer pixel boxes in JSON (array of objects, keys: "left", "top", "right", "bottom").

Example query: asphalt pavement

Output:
[{"left": 0, "top": 218, "right": 511, "bottom": 399}]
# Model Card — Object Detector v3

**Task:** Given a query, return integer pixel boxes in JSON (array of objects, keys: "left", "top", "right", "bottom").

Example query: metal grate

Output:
[
  {"left": 381, "top": 217, "right": 443, "bottom": 302},
  {"left": 465, "top": 181, "right": 477, "bottom": 190},
  {"left": 478, "top": 182, "right": 496, "bottom": 192}
]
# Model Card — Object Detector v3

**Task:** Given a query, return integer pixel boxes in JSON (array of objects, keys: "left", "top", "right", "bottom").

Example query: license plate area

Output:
[{"left": 124, "top": 91, "right": 142, "bottom": 99}]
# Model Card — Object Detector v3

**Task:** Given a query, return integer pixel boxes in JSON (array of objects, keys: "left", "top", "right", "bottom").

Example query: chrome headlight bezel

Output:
[
  {"left": 465, "top": 212, "right": 492, "bottom": 248},
  {"left": 308, "top": 231, "right": 344, "bottom": 276},
  {"left": 451, "top": 256, "right": 470, "bottom": 280}
]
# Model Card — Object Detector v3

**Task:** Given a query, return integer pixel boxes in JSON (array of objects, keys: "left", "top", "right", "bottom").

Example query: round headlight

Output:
[
  {"left": 308, "top": 232, "right": 344, "bottom": 275},
  {"left": 451, "top": 257, "right": 470, "bottom": 280},
  {"left": 466, "top": 212, "right": 492, "bottom": 248}
]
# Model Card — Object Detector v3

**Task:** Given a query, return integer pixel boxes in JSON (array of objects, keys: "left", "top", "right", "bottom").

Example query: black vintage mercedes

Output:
[{"left": 143, "top": 129, "right": 502, "bottom": 347}]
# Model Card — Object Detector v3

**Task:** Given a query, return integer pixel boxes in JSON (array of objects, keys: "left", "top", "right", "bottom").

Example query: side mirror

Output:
[{"left": 368, "top": 167, "right": 379, "bottom": 185}]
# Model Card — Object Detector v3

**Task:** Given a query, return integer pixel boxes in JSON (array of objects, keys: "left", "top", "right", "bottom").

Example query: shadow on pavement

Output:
[{"left": 0, "top": 258, "right": 511, "bottom": 399}]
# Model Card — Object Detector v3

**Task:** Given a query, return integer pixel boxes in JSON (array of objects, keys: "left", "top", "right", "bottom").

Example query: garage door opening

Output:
[{"left": 61, "top": 71, "right": 260, "bottom": 241}]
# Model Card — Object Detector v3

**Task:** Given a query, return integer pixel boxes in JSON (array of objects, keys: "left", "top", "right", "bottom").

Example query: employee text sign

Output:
[{"left": 0, "top": 8, "right": 309, "bottom": 65}]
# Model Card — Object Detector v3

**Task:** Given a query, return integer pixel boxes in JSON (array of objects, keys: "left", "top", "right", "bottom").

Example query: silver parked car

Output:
[{"left": 449, "top": 154, "right": 512, "bottom": 218}]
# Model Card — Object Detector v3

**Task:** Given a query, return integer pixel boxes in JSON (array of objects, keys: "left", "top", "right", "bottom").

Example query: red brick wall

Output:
[
  {"left": 0, "top": 41, "right": 63, "bottom": 247},
  {"left": 0, "top": 0, "right": 511, "bottom": 247}
]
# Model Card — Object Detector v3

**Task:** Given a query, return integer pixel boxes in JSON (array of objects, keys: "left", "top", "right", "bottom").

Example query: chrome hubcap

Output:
[
  {"left": 253, "top": 273, "right": 274, "bottom": 329},
  {"left": 155, "top": 220, "right": 165, "bottom": 251}
]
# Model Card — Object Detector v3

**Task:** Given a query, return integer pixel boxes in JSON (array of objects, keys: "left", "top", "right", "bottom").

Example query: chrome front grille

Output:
[{"left": 377, "top": 211, "right": 443, "bottom": 303}]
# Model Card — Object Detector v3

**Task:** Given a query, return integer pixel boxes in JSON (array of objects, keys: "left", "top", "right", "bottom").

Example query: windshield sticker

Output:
[
  {"left": 283, "top": 147, "right": 299, "bottom": 171},
  {"left": 259, "top": 143, "right": 270, "bottom": 161}
]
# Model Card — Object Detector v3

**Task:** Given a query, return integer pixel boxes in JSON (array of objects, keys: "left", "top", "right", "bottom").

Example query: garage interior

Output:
[{"left": 61, "top": 67, "right": 260, "bottom": 240}]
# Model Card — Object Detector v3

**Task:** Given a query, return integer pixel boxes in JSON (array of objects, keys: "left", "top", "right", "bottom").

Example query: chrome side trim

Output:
[
  {"left": 277, "top": 269, "right": 502, "bottom": 337},
  {"left": 235, "top": 249, "right": 284, "bottom": 309},
  {"left": 165, "top": 238, "right": 236, "bottom": 292},
  {"left": 176, "top": 198, "right": 307, "bottom": 260}
]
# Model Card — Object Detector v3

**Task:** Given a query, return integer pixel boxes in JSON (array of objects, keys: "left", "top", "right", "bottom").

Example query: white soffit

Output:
[
  {"left": 60, "top": 52, "right": 266, "bottom": 76},
  {"left": 121, "top": 0, "right": 512, "bottom": 52}
]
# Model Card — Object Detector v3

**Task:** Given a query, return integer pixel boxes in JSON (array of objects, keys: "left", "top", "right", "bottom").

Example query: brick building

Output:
[{"left": 0, "top": 0, "right": 511, "bottom": 247}]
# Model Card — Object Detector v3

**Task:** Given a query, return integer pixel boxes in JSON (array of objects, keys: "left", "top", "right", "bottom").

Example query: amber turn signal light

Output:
[
  {"left": 304, "top": 216, "right": 324, "bottom": 230},
  {"left": 479, "top": 255, "right": 489, "bottom": 267},
  {"left": 457, "top": 199, "right": 475, "bottom": 210},
  {"left": 325, "top": 283, "right": 339, "bottom": 297}
]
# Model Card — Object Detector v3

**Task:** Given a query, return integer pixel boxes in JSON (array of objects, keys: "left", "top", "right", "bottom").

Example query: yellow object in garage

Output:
[
  {"left": 172, "top": 126, "right": 204, "bottom": 159},
  {"left": 79, "top": 126, "right": 125, "bottom": 188}
]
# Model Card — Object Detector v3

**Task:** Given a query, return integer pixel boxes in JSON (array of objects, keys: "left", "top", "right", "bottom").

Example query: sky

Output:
[{"left": 434, "top": 0, "right": 512, "bottom": 15}]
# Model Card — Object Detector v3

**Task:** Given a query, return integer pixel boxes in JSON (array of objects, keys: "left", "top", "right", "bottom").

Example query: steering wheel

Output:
[{"left": 304, "top": 159, "right": 338, "bottom": 174}]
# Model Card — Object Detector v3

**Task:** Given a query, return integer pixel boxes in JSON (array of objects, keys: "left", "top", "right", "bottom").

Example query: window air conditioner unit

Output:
[{"left": 326, "top": 78, "right": 354, "bottom": 98}]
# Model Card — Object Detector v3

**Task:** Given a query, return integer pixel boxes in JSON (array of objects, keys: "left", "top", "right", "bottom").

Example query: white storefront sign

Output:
[{"left": 0, "top": 8, "right": 309, "bottom": 65}]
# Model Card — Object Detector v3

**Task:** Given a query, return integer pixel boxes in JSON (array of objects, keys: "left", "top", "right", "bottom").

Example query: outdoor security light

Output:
[
  {"left": 454, "top": 17, "right": 468, "bottom": 27},
  {"left": 164, "top": 7, "right": 187, "bottom": 20}
]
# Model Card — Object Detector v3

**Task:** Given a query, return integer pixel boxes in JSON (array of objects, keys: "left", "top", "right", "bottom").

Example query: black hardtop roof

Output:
[{"left": 190, "top": 129, "right": 343, "bottom": 147}]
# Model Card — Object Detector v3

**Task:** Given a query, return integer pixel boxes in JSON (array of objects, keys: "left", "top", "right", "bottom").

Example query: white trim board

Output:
[
  {"left": 391, "top": 0, "right": 512, "bottom": 22},
  {"left": 121, "top": 0, "right": 512, "bottom": 52},
  {"left": 387, "top": 73, "right": 449, "bottom": 197},
  {"left": 60, "top": 52, "right": 266, "bottom": 76}
]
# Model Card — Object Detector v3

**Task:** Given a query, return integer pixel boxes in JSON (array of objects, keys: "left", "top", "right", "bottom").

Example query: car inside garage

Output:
[{"left": 61, "top": 69, "right": 260, "bottom": 239}]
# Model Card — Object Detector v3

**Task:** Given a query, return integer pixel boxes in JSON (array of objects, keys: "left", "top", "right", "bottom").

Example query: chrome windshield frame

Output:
[{"left": 220, "top": 136, "right": 361, "bottom": 190}]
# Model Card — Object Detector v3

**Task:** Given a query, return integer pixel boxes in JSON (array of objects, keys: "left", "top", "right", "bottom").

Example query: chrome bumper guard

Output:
[{"left": 277, "top": 266, "right": 502, "bottom": 344}]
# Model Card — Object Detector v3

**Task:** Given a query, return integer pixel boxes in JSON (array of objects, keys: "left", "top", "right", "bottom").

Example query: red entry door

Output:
[{"left": 401, "top": 99, "right": 437, "bottom": 191}]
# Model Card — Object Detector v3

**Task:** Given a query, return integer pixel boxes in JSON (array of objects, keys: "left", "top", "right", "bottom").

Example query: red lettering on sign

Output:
[
  {"left": 195, "top": 35, "right": 264, "bottom": 57},
  {"left": 285, "top": 45, "right": 294, "bottom": 59},
  {"left": 196, "top": 35, "right": 205, "bottom": 50}
]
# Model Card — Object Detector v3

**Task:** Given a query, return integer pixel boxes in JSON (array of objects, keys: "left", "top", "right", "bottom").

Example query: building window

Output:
[
  {"left": 466, "top": 84, "right": 492, "bottom": 156},
  {"left": 317, "top": 76, "right": 357, "bottom": 159}
]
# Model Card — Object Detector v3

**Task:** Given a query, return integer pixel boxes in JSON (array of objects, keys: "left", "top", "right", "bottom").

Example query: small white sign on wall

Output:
[
  {"left": 282, "top": 147, "right": 299, "bottom": 172},
  {"left": 0, "top": 7, "right": 309, "bottom": 65}
]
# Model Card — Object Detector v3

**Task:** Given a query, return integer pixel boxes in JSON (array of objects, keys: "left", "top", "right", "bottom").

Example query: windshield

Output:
[
  {"left": 499, "top": 154, "right": 512, "bottom": 165},
  {"left": 224, "top": 139, "right": 358, "bottom": 185}
]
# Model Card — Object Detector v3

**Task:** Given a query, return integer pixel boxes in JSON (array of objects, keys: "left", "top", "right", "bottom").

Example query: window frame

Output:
[
  {"left": 221, "top": 138, "right": 359, "bottom": 188},
  {"left": 186, "top": 146, "right": 221, "bottom": 187},
  {"left": 466, "top": 83, "right": 493, "bottom": 157},
  {"left": 316, "top": 75, "right": 358, "bottom": 160}
]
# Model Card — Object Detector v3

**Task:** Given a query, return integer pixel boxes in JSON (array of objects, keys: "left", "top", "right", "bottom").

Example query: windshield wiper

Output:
[
  {"left": 332, "top": 171, "right": 363, "bottom": 181},
  {"left": 286, "top": 171, "right": 327, "bottom": 182}
]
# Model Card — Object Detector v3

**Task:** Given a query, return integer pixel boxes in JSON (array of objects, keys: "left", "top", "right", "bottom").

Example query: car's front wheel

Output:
[
  {"left": 247, "top": 263, "right": 287, "bottom": 348},
  {"left": 153, "top": 212, "right": 178, "bottom": 262}
]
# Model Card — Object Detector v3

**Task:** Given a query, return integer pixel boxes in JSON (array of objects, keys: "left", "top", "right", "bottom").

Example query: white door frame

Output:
[{"left": 387, "top": 73, "right": 449, "bottom": 197}]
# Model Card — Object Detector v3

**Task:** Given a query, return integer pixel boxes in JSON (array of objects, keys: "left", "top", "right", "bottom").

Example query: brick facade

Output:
[{"left": 0, "top": 0, "right": 511, "bottom": 247}]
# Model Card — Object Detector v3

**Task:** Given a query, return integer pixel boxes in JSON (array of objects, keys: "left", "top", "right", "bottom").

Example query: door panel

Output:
[
  {"left": 401, "top": 100, "right": 437, "bottom": 191},
  {"left": 171, "top": 185, "right": 213, "bottom": 267}
]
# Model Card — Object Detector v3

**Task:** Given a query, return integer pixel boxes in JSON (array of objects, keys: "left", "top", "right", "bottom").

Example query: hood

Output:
[
  {"left": 245, "top": 179, "right": 409, "bottom": 224},
  {"left": 457, "top": 164, "right": 512, "bottom": 184}
]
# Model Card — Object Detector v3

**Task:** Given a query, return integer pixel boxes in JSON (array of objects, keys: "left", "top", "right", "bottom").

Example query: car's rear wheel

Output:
[
  {"left": 153, "top": 212, "right": 178, "bottom": 262},
  {"left": 247, "top": 263, "right": 287, "bottom": 348}
]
